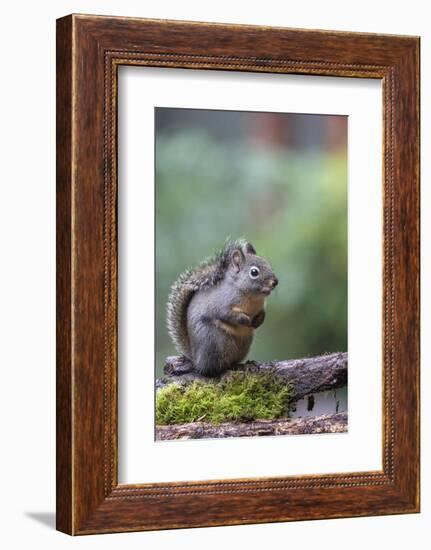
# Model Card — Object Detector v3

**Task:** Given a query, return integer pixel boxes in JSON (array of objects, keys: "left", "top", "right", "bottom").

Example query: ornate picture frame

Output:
[{"left": 56, "top": 14, "right": 420, "bottom": 534}]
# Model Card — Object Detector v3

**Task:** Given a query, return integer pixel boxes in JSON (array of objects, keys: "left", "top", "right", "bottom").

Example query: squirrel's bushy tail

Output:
[
  {"left": 166, "top": 268, "right": 195, "bottom": 357},
  {"left": 166, "top": 264, "right": 218, "bottom": 357}
]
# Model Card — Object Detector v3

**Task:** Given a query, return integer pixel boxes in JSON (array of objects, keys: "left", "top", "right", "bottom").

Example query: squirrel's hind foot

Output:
[{"left": 164, "top": 355, "right": 194, "bottom": 376}]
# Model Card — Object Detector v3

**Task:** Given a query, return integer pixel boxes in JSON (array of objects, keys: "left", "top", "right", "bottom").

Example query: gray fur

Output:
[{"left": 166, "top": 239, "right": 278, "bottom": 376}]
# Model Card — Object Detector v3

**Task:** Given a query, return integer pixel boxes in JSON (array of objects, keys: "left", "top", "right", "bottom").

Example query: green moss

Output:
[{"left": 156, "top": 370, "right": 292, "bottom": 425}]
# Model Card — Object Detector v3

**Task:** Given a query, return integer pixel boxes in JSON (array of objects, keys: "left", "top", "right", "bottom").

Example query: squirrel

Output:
[{"left": 166, "top": 239, "right": 278, "bottom": 376}]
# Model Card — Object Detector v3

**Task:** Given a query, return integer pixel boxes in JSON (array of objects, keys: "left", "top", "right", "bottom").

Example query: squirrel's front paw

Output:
[
  {"left": 252, "top": 309, "right": 266, "bottom": 328},
  {"left": 236, "top": 313, "right": 252, "bottom": 326}
]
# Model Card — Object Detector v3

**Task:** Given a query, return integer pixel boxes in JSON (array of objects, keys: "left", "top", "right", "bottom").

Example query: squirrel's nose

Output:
[{"left": 269, "top": 277, "right": 279, "bottom": 288}]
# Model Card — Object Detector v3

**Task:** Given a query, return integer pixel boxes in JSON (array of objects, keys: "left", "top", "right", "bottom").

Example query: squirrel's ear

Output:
[
  {"left": 243, "top": 242, "right": 256, "bottom": 255},
  {"left": 231, "top": 248, "right": 245, "bottom": 272}
]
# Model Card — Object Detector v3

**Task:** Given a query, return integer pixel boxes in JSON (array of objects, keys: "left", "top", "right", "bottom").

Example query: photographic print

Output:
[{"left": 155, "top": 107, "right": 348, "bottom": 441}]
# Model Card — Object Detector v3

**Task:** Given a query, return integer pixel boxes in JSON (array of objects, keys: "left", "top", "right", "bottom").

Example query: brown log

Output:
[
  {"left": 155, "top": 412, "right": 347, "bottom": 440},
  {"left": 157, "top": 351, "right": 347, "bottom": 402}
]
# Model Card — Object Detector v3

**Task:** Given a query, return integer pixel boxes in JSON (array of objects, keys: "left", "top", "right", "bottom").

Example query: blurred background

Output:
[{"left": 155, "top": 108, "right": 347, "bottom": 378}]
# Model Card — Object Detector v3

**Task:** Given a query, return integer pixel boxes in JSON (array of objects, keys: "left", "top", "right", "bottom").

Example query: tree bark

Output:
[
  {"left": 156, "top": 412, "right": 347, "bottom": 440},
  {"left": 157, "top": 351, "right": 347, "bottom": 402}
]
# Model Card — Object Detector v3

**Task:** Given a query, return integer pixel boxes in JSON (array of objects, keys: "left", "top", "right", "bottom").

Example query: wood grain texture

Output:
[
  {"left": 56, "top": 16, "right": 73, "bottom": 535},
  {"left": 56, "top": 14, "right": 420, "bottom": 535},
  {"left": 155, "top": 413, "right": 348, "bottom": 440}
]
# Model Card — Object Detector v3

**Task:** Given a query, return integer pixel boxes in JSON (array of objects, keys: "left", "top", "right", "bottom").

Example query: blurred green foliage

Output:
[{"left": 155, "top": 127, "right": 347, "bottom": 378}]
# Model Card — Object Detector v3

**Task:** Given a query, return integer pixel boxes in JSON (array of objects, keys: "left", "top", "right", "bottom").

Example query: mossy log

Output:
[
  {"left": 156, "top": 412, "right": 347, "bottom": 440},
  {"left": 157, "top": 351, "right": 347, "bottom": 402}
]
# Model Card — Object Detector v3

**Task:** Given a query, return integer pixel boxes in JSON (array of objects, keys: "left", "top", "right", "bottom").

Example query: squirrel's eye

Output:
[{"left": 249, "top": 266, "right": 260, "bottom": 279}]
